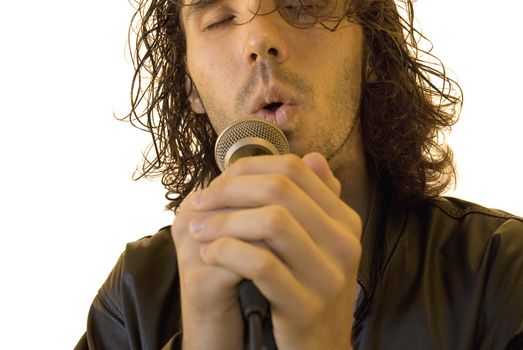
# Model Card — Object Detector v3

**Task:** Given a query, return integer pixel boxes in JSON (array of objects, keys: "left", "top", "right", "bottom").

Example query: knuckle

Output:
[
  {"left": 209, "top": 174, "right": 229, "bottom": 191},
  {"left": 280, "top": 154, "right": 303, "bottom": 175},
  {"left": 171, "top": 213, "right": 191, "bottom": 243},
  {"left": 179, "top": 191, "right": 200, "bottom": 209},
  {"left": 327, "top": 224, "right": 363, "bottom": 269},
  {"left": 328, "top": 268, "right": 348, "bottom": 296},
  {"left": 226, "top": 156, "right": 259, "bottom": 176},
  {"left": 332, "top": 176, "right": 342, "bottom": 195},
  {"left": 336, "top": 234, "right": 362, "bottom": 265},
  {"left": 265, "top": 174, "right": 291, "bottom": 199},
  {"left": 209, "top": 236, "right": 229, "bottom": 255},
  {"left": 350, "top": 241, "right": 363, "bottom": 267},
  {"left": 337, "top": 237, "right": 362, "bottom": 269},
  {"left": 264, "top": 205, "right": 289, "bottom": 231},
  {"left": 251, "top": 252, "right": 277, "bottom": 281},
  {"left": 343, "top": 208, "right": 363, "bottom": 235},
  {"left": 352, "top": 212, "right": 363, "bottom": 234}
]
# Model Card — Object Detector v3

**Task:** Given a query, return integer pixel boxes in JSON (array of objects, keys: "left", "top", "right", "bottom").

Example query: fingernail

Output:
[
  {"left": 189, "top": 219, "right": 205, "bottom": 234},
  {"left": 192, "top": 191, "right": 204, "bottom": 207}
]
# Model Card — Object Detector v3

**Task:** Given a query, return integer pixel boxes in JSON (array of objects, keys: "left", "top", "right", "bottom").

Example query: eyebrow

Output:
[{"left": 184, "top": 0, "right": 221, "bottom": 18}]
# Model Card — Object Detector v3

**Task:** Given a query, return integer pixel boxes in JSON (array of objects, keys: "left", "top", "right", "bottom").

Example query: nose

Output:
[{"left": 243, "top": 14, "right": 288, "bottom": 65}]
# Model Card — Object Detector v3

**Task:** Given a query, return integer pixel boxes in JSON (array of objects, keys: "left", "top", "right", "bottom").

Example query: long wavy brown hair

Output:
[{"left": 125, "top": 0, "right": 462, "bottom": 212}]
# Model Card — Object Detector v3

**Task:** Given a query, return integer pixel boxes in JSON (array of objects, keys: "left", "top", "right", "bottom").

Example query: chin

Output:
[{"left": 287, "top": 139, "right": 314, "bottom": 158}]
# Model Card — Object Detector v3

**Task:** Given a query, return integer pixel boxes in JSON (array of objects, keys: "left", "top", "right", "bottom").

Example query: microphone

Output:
[
  {"left": 214, "top": 118, "right": 289, "bottom": 171},
  {"left": 214, "top": 118, "right": 289, "bottom": 350}
]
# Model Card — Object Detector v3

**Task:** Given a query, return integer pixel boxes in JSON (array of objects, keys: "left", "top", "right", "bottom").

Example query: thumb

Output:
[{"left": 302, "top": 152, "right": 342, "bottom": 197}]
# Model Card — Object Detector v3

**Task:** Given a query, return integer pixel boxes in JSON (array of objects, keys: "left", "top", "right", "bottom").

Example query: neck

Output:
[{"left": 329, "top": 123, "right": 370, "bottom": 223}]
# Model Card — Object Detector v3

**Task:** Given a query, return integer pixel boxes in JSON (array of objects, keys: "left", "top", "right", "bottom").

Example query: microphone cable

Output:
[{"left": 239, "top": 279, "right": 269, "bottom": 350}]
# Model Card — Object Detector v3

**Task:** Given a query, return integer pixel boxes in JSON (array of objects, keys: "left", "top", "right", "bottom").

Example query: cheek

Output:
[
  {"left": 316, "top": 39, "right": 364, "bottom": 95},
  {"left": 188, "top": 35, "right": 239, "bottom": 73},
  {"left": 188, "top": 50, "right": 241, "bottom": 103}
]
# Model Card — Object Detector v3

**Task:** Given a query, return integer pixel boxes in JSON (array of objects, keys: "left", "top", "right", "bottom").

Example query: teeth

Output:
[{"left": 264, "top": 102, "right": 283, "bottom": 112}]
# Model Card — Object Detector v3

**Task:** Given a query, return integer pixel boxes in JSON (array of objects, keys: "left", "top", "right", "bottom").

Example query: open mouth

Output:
[
  {"left": 253, "top": 98, "right": 297, "bottom": 132},
  {"left": 263, "top": 102, "right": 284, "bottom": 112}
]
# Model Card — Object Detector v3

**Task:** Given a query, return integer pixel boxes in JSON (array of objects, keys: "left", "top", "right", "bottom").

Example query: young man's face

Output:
[{"left": 182, "top": 0, "right": 365, "bottom": 161}]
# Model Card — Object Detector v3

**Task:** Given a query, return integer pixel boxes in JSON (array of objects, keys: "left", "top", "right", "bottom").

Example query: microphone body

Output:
[
  {"left": 214, "top": 118, "right": 288, "bottom": 350},
  {"left": 214, "top": 118, "right": 289, "bottom": 171}
]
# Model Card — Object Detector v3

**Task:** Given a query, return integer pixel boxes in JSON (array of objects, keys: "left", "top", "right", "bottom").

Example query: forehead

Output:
[
  {"left": 182, "top": 0, "right": 228, "bottom": 17},
  {"left": 181, "top": 0, "right": 345, "bottom": 20}
]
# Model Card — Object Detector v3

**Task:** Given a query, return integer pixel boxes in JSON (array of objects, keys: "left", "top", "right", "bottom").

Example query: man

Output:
[{"left": 76, "top": 0, "right": 523, "bottom": 349}]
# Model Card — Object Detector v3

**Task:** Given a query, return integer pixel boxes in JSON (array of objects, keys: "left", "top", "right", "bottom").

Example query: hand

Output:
[
  {"left": 172, "top": 195, "right": 245, "bottom": 349},
  {"left": 173, "top": 153, "right": 362, "bottom": 350}
]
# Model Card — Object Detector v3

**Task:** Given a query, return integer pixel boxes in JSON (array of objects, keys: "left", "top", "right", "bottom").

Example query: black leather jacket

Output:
[{"left": 75, "top": 185, "right": 523, "bottom": 350}]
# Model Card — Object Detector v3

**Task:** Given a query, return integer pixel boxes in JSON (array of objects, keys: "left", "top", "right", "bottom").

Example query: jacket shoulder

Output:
[
  {"left": 424, "top": 196, "right": 523, "bottom": 240},
  {"left": 88, "top": 226, "right": 181, "bottom": 349},
  {"left": 99, "top": 226, "right": 177, "bottom": 310},
  {"left": 429, "top": 196, "right": 522, "bottom": 221},
  {"left": 425, "top": 197, "right": 523, "bottom": 348}
]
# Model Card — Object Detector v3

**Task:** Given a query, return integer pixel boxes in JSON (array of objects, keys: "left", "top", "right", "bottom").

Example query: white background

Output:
[{"left": 0, "top": 1, "right": 521, "bottom": 348}]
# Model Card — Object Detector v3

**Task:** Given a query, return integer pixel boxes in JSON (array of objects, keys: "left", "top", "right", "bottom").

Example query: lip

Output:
[
  {"left": 249, "top": 86, "right": 300, "bottom": 131},
  {"left": 253, "top": 104, "right": 299, "bottom": 132}
]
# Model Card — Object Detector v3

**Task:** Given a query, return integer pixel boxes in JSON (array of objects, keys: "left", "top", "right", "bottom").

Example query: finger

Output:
[
  {"left": 171, "top": 208, "right": 243, "bottom": 309},
  {"left": 220, "top": 154, "right": 349, "bottom": 221},
  {"left": 301, "top": 152, "right": 341, "bottom": 197},
  {"left": 193, "top": 172, "right": 362, "bottom": 243},
  {"left": 188, "top": 205, "right": 330, "bottom": 283},
  {"left": 200, "top": 236, "right": 314, "bottom": 318},
  {"left": 179, "top": 190, "right": 208, "bottom": 211}
]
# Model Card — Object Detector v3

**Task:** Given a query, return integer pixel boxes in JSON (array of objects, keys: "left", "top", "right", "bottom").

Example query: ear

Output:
[
  {"left": 185, "top": 74, "right": 206, "bottom": 114},
  {"left": 362, "top": 41, "right": 375, "bottom": 82}
]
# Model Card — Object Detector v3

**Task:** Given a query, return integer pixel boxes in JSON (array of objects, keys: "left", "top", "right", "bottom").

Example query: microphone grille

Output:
[{"left": 215, "top": 118, "right": 289, "bottom": 171}]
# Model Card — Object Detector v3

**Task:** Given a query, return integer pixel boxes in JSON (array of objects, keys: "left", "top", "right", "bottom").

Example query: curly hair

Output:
[{"left": 124, "top": 0, "right": 462, "bottom": 212}]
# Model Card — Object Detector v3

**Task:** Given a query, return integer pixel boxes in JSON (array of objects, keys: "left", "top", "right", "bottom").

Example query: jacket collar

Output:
[{"left": 355, "top": 173, "right": 408, "bottom": 320}]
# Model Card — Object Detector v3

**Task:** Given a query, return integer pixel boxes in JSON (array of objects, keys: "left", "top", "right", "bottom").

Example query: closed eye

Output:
[{"left": 205, "top": 15, "right": 236, "bottom": 31}]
